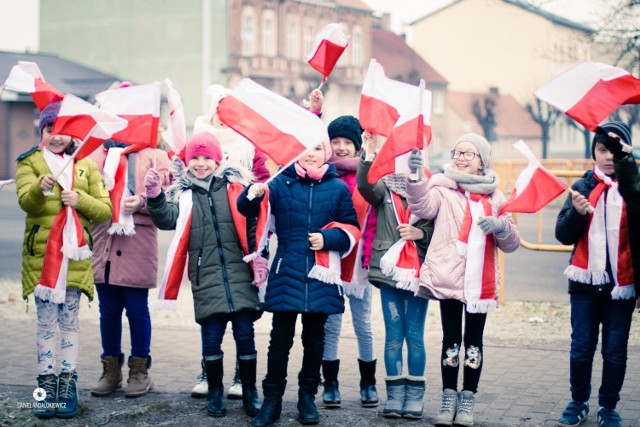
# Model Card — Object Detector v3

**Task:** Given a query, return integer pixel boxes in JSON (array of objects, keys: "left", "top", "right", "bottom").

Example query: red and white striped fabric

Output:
[
  {"left": 161, "top": 78, "right": 187, "bottom": 155},
  {"left": 305, "top": 23, "right": 349, "bottom": 83},
  {"left": 535, "top": 61, "right": 640, "bottom": 131},
  {"left": 340, "top": 189, "right": 371, "bottom": 298},
  {"left": 35, "top": 149, "right": 92, "bottom": 303},
  {"left": 457, "top": 192, "right": 498, "bottom": 313},
  {"left": 51, "top": 94, "right": 128, "bottom": 160},
  {"left": 359, "top": 59, "right": 432, "bottom": 137},
  {"left": 95, "top": 82, "right": 161, "bottom": 148},
  {"left": 368, "top": 79, "right": 431, "bottom": 184},
  {"left": 102, "top": 147, "right": 135, "bottom": 236},
  {"left": 217, "top": 78, "right": 329, "bottom": 167},
  {"left": 308, "top": 222, "right": 361, "bottom": 286},
  {"left": 498, "top": 140, "right": 567, "bottom": 215},
  {"left": 2, "top": 61, "right": 63, "bottom": 111},
  {"left": 379, "top": 192, "right": 421, "bottom": 291}
]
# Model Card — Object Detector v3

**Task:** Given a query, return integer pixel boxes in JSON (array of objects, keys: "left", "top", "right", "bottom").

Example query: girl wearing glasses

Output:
[{"left": 405, "top": 133, "right": 520, "bottom": 426}]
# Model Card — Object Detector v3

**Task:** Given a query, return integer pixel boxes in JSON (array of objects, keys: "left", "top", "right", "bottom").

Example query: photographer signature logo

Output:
[{"left": 33, "top": 387, "right": 46, "bottom": 402}]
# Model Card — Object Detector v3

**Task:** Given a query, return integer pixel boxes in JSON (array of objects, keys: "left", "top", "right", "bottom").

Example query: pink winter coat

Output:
[
  {"left": 405, "top": 173, "right": 519, "bottom": 303},
  {"left": 90, "top": 146, "right": 171, "bottom": 288}
]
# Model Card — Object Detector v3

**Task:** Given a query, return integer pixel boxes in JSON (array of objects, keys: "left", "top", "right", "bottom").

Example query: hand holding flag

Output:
[
  {"left": 305, "top": 23, "right": 349, "bottom": 88},
  {"left": 2, "top": 61, "right": 63, "bottom": 111}
]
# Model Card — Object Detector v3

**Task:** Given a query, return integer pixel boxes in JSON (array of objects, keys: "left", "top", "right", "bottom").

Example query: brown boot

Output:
[
  {"left": 91, "top": 354, "right": 123, "bottom": 396},
  {"left": 125, "top": 356, "right": 153, "bottom": 398}
]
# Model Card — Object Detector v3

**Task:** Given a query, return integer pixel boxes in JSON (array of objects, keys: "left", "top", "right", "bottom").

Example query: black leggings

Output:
[{"left": 439, "top": 299, "right": 487, "bottom": 393}]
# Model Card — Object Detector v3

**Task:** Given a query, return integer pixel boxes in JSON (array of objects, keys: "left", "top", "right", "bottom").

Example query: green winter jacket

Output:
[{"left": 16, "top": 148, "right": 113, "bottom": 300}]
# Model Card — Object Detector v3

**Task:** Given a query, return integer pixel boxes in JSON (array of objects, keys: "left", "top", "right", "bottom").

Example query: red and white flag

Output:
[
  {"left": 162, "top": 78, "right": 186, "bottom": 155},
  {"left": 305, "top": 23, "right": 349, "bottom": 83},
  {"left": 535, "top": 61, "right": 640, "bottom": 131},
  {"left": 498, "top": 140, "right": 567, "bottom": 215},
  {"left": 368, "top": 80, "right": 431, "bottom": 184},
  {"left": 95, "top": 81, "right": 161, "bottom": 148},
  {"left": 52, "top": 94, "right": 128, "bottom": 160},
  {"left": 2, "top": 61, "right": 63, "bottom": 111},
  {"left": 217, "top": 78, "right": 329, "bottom": 167},
  {"left": 359, "top": 59, "right": 432, "bottom": 137}
]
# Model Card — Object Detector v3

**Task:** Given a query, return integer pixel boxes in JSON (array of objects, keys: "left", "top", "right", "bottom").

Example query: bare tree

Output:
[
  {"left": 472, "top": 95, "right": 497, "bottom": 142},
  {"left": 526, "top": 98, "right": 561, "bottom": 159},
  {"left": 592, "top": 0, "right": 640, "bottom": 75},
  {"left": 563, "top": 118, "right": 593, "bottom": 159}
]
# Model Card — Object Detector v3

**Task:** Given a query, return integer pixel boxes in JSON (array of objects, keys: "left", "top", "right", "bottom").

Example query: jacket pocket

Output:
[
  {"left": 195, "top": 249, "right": 203, "bottom": 287},
  {"left": 26, "top": 224, "right": 40, "bottom": 256}
]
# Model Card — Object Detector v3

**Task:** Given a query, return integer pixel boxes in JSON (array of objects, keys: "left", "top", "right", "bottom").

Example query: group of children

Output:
[{"left": 15, "top": 84, "right": 638, "bottom": 427}]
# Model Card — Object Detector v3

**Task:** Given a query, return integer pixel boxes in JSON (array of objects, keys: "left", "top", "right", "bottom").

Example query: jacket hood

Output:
[{"left": 168, "top": 160, "right": 254, "bottom": 201}]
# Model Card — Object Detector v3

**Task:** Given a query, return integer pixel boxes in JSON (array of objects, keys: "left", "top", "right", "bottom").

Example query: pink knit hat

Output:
[{"left": 185, "top": 132, "right": 223, "bottom": 164}]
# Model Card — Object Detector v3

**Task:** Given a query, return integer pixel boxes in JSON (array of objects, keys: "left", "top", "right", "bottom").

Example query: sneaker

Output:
[
  {"left": 597, "top": 408, "right": 622, "bottom": 427},
  {"left": 191, "top": 362, "right": 208, "bottom": 398},
  {"left": 227, "top": 378, "right": 243, "bottom": 400},
  {"left": 558, "top": 400, "right": 589, "bottom": 426}
]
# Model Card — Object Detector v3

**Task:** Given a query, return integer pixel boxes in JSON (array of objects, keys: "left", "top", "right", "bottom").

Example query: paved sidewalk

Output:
[{"left": 1, "top": 290, "right": 640, "bottom": 426}]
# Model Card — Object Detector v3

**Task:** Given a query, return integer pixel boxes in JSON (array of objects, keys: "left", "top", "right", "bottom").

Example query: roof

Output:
[
  {"left": 335, "top": 0, "right": 371, "bottom": 12},
  {"left": 0, "top": 51, "right": 122, "bottom": 102},
  {"left": 371, "top": 27, "right": 448, "bottom": 86},
  {"left": 411, "top": 0, "right": 594, "bottom": 34},
  {"left": 448, "top": 90, "right": 540, "bottom": 138}
]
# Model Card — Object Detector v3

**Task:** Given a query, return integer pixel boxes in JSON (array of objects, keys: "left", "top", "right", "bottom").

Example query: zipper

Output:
[
  {"left": 305, "top": 183, "right": 314, "bottom": 312},
  {"left": 196, "top": 249, "right": 203, "bottom": 287},
  {"left": 209, "top": 194, "right": 235, "bottom": 312}
]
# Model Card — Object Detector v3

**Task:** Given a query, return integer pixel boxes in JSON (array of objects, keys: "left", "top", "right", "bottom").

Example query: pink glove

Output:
[
  {"left": 251, "top": 257, "right": 269, "bottom": 288},
  {"left": 144, "top": 169, "right": 162, "bottom": 198}
]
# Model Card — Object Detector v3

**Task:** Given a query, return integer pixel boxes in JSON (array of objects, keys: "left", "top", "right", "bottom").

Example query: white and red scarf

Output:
[
  {"left": 155, "top": 183, "right": 270, "bottom": 309},
  {"left": 102, "top": 147, "right": 135, "bottom": 236},
  {"left": 564, "top": 166, "right": 635, "bottom": 300},
  {"left": 35, "top": 149, "right": 92, "bottom": 303},
  {"left": 340, "top": 189, "right": 372, "bottom": 298},
  {"left": 380, "top": 192, "right": 421, "bottom": 291},
  {"left": 308, "top": 221, "right": 361, "bottom": 287},
  {"left": 456, "top": 190, "right": 498, "bottom": 313}
]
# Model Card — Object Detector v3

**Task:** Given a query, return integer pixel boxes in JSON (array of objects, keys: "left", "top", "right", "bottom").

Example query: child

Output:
[
  {"left": 322, "top": 115, "right": 379, "bottom": 409},
  {"left": 405, "top": 133, "right": 519, "bottom": 426},
  {"left": 238, "top": 140, "right": 359, "bottom": 427},
  {"left": 89, "top": 129, "right": 171, "bottom": 398},
  {"left": 16, "top": 101, "right": 113, "bottom": 419},
  {"left": 555, "top": 122, "right": 638, "bottom": 427},
  {"left": 145, "top": 132, "right": 265, "bottom": 418},
  {"left": 356, "top": 132, "right": 434, "bottom": 420}
]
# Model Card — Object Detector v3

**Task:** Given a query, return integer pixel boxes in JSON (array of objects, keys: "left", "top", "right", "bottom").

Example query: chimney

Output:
[
  {"left": 489, "top": 86, "right": 499, "bottom": 96},
  {"left": 380, "top": 13, "right": 392, "bottom": 31}
]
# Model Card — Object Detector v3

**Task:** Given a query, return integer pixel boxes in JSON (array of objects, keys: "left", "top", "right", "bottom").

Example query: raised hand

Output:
[{"left": 144, "top": 169, "right": 162, "bottom": 198}]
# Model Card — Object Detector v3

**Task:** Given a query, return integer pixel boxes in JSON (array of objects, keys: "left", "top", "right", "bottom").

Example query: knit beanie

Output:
[
  {"left": 593, "top": 121, "right": 632, "bottom": 159},
  {"left": 38, "top": 101, "right": 62, "bottom": 135},
  {"left": 328, "top": 115, "right": 363, "bottom": 152},
  {"left": 185, "top": 132, "right": 223, "bottom": 164},
  {"left": 454, "top": 133, "right": 491, "bottom": 173}
]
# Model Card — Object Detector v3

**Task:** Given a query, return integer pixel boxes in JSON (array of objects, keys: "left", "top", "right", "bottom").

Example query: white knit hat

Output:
[{"left": 454, "top": 133, "right": 491, "bottom": 173}]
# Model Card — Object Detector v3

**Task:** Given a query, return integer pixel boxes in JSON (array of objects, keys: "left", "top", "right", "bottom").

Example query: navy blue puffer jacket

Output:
[{"left": 238, "top": 163, "right": 358, "bottom": 314}]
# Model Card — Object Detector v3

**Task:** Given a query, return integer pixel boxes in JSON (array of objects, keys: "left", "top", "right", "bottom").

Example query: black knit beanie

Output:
[
  {"left": 328, "top": 115, "right": 363, "bottom": 152},
  {"left": 593, "top": 121, "right": 632, "bottom": 159}
]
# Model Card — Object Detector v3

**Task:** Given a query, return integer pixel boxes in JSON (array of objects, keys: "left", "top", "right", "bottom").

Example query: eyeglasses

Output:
[{"left": 450, "top": 150, "right": 480, "bottom": 161}]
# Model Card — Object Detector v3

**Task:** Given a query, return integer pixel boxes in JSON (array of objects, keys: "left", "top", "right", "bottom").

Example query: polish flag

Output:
[
  {"left": 498, "top": 140, "right": 567, "bottom": 215},
  {"left": 305, "top": 23, "right": 349, "bottom": 83},
  {"left": 359, "top": 59, "right": 432, "bottom": 137},
  {"left": 51, "top": 94, "right": 128, "bottom": 160},
  {"left": 2, "top": 61, "right": 63, "bottom": 111},
  {"left": 368, "top": 80, "right": 430, "bottom": 184},
  {"left": 95, "top": 82, "right": 161, "bottom": 148},
  {"left": 217, "top": 78, "right": 329, "bottom": 167},
  {"left": 161, "top": 78, "right": 186, "bottom": 155},
  {"left": 535, "top": 61, "right": 640, "bottom": 131}
]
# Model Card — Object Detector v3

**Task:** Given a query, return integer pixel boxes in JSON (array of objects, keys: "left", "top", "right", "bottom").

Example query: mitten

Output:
[
  {"left": 144, "top": 169, "right": 162, "bottom": 198},
  {"left": 477, "top": 216, "right": 507, "bottom": 235},
  {"left": 408, "top": 148, "right": 425, "bottom": 180},
  {"left": 251, "top": 257, "right": 269, "bottom": 288},
  {"left": 602, "top": 132, "right": 632, "bottom": 159}
]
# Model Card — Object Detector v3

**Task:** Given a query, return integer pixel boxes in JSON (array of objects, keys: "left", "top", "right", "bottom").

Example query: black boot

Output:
[
  {"left": 298, "top": 378, "right": 320, "bottom": 425},
  {"left": 358, "top": 359, "right": 379, "bottom": 407},
  {"left": 250, "top": 381, "right": 285, "bottom": 427},
  {"left": 238, "top": 354, "right": 261, "bottom": 417},
  {"left": 204, "top": 356, "right": 226, "bottom": 417},
  {"left": 321, "top": 359, "right": 341, "bottom": 408}
]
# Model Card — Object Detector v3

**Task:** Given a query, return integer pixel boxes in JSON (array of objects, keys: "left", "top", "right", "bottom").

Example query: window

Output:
[
  {"left": 351, "top": 26, "right": 363, "bottom": 67},
  {"left": 287, "top": 19, "right": 299, "bottom": 59},
  {"left": 241, "top": 8, "right": 257, "bottom": 56},
  {"left": 303, "top": 24, "right": 314, "bottom": 58},
  {"left": 262, "top": 13, "right": 276, "bottom": 57},
  {"left": 432, "top": 88, "right": 444, "bottom": 116}
]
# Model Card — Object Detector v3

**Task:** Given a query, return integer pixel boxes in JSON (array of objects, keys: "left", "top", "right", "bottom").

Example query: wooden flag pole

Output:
[{"left": 52, "top": 123, "right": 99, "bottom": 181}]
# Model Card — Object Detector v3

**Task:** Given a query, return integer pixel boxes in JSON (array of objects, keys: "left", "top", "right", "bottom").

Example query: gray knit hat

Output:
[{"left": 454, "top": 133, "right": 491, "bottom": 173}]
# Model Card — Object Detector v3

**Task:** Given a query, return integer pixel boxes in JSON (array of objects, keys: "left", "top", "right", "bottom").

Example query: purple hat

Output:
[{"left": 38, "top": 101, "right": 62, "bottom": 135}]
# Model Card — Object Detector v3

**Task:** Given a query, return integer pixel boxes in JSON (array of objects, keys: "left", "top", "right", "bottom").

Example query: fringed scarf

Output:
[
  {"left": 380, "top": 192, "right": 421, "bottom": 291},
  {"left": 35, "top": 149, "right": 92, "bottom": 303},
  {"left": 564, "top": 166, "right": 635, "bottom": 300},
  {"left": 308, "top": 221, "right": 361, "bottom": 288}
]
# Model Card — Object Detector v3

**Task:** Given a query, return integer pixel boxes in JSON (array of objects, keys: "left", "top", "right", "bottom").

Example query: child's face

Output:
[
  {"left": 42, "top": 124, "right": 74, "bottom": 154},
  {"left": 594, "top": 142, "right": 615, "bottom": 176},
  {"left": 188, "top": 155, "right": 218, "bottom": 179},
  {"left": 330, "top": 137, "right": 357, "bottom": 158},
  {"left": 299, "top": 144, "right": 326, "bottom": 169},
  {"left": 450, "top": 141, "right": 483, "bottom": 175}
]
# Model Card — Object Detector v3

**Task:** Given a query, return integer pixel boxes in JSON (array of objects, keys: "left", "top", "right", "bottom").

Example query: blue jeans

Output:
[
  {"left": 96, "top": 284, "right": 151, "bottom": 358},
  {"left": 379, "top": 285, "right": 429, "bottom": 377},
  {"left": 569, "top": 292, "right": 635, "bottom": 409},
  {"left": 323, "top": 284, "right": 374, "bottom": 361},
  {"left": 200, "top": 311, "right": 257, "bottom": 358}
]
